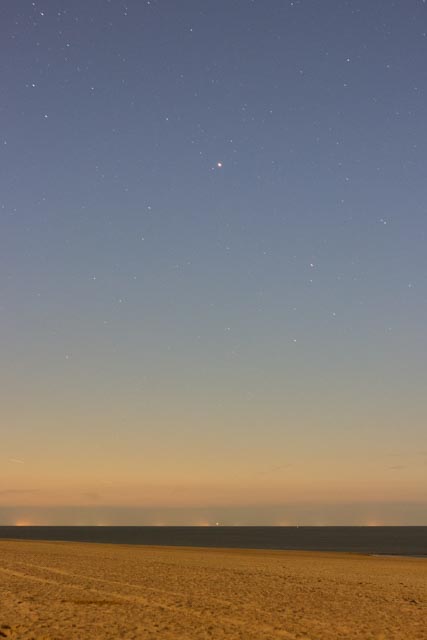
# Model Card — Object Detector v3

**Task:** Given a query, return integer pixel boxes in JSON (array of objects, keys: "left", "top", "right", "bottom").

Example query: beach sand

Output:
[{"left": 0, "top": 540, "right": 425, "bottom": 639}]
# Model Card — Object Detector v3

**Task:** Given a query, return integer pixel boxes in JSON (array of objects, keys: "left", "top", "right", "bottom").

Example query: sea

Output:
[{"left": 0, "top": 526, "right": 426, "bottom": 556}]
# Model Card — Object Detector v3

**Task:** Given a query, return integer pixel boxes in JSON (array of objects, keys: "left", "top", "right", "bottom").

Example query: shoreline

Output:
[{"left": 1, "top": 535, "right": 427, "bottom": 559}]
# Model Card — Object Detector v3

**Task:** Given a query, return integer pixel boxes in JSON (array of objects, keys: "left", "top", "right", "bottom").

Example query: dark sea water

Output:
[{"left": 0, "top": 526, "right": 426, "bottom": 556}]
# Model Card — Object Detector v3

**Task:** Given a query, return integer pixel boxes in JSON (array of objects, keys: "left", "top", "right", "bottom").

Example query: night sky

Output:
[{"left": 1, "top": 0, "right": 426, "bottom": 525}]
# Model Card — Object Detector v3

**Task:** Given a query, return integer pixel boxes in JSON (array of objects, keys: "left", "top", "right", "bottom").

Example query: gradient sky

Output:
[{"left": 1, "top": 0, "right": 426, "bottom": 525}]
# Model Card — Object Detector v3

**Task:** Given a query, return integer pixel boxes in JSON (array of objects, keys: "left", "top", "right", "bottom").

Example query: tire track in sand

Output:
[{"left": 0, "top": 566, "right": 298, "bottom": 639}]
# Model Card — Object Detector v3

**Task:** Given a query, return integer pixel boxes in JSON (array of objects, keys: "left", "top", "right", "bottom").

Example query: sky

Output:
[{"left": 1, "top": 0, "right": 426, "bottom": 526}]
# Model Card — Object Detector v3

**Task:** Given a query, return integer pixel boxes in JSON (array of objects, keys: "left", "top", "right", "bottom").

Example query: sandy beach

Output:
[{"left": 0, "top": 540, "right": 425, "bottom": 639}]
